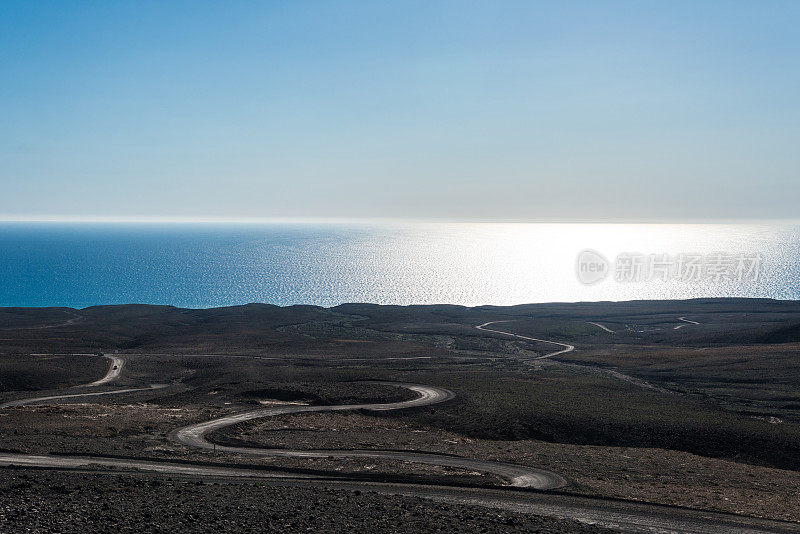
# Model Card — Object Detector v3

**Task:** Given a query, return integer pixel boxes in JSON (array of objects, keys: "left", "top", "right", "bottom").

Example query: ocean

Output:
[{"left": 1, "top": 222, "right": 799, "bottom": 309}]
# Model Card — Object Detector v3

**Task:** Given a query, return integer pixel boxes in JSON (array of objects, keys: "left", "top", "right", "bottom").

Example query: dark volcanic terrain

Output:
[
  {"left": 0, "top": 469, "right": 612, "bottom": 534},
  {"left": 2, "top": 299, "right": 800, "bottom": 532}
]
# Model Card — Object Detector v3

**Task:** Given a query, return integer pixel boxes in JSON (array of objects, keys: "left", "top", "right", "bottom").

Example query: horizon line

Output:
[{"left": 0, "top": 215, "right": 799, "bottom": 225}]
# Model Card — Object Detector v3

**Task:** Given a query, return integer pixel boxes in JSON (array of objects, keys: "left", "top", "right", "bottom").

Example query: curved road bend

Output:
[
  {"left": 0, "top": 453, "right": 796, "bottom": 534},
  {"left": 1, "top": 352, "right": 169, "bottom": 408},
  {"left": 476, "top": 321, "right": 575, "bottom": 359},
  {"left": 85, "top": 354, "right": 125, "bottom": 386},
  {"left": 587, "top": 322, "right": 616, "bottom": 334},
  {"left": 2, "top": 353, "right": 799, "bottom": 531},
  {"left": 171, "top": 383, "right": 566, "bottom": 490},
  {"left": 479, "top": 319, "right": 672, "bottom": 394},
  {"left": 675, "top": 316, "right": 700, "bottom": 330}
]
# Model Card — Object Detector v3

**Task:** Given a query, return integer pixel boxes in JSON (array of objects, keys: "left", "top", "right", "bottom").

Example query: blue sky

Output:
[{"left": 2, "top": 1, "right": 799, "bottom": 221}]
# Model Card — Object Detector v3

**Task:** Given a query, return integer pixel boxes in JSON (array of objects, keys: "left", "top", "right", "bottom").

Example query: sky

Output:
[{"left": 1, "top": 1, "right": 799, "bottom": 222}]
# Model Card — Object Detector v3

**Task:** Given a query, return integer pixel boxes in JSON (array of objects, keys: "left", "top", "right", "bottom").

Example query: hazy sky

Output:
[{"left": 2, "top": 1, "right": 799, "bottom": 221}]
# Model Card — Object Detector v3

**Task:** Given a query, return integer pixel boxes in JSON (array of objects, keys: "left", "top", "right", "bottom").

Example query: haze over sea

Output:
[{"left": 1, "top": 222, "right": 799, "bottom": 309}]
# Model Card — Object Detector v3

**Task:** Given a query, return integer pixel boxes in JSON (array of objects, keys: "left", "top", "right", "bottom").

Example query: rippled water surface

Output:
[{"left": 1, "top": 223, "right": 799, "bottom": 308}]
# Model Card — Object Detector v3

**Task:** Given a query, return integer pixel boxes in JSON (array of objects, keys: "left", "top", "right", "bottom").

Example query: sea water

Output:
[{"left": 1, "top": 222, "right": 798, "bottom": 308}]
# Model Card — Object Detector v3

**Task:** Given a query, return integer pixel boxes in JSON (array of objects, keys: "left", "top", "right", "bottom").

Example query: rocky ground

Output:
[
  {"left": 223, "top": 410, "right": 800, "bottom": 522},
  {"left": 0, "top": 400, "right": 504, "bottom": 487},
  {"left": 2, "top": 387, "right": 799, "bottom": 522},
  {"left": 4, "top": 301, "right": 800, "bottom": 531},
  {"left": 0, "top": 469, "right": 612, "bottom": 533}
]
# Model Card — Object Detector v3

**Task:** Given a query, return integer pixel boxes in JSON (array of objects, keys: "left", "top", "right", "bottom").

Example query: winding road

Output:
[
  {"left": 86, "top": 354, "right": 125, "bottom": 386},
  {"left": 0, "top": 449, "right": 795, "bottom": 533},
  {"left": 170, "top": 382, "right": 566, "bottom": 490},
  {"left": 0, "top": 353, "right": 167, "bottom": 408},
  {"left": 675, "top": 316, "right": 700, "bottom": 330},
  {"left": 0, "top": 353, "right": 565, "bottom": 489},
  {"left": 3, "top": 329, "right": 800, "bottom": 532},
  {"left": 476, "top": 321, "right": 575, "bottom": 358},
  {"left": 587, "top": 321, "right": 616, "bottom": 333}
]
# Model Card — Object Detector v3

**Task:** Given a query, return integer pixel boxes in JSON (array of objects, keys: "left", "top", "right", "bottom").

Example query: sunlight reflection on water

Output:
[{"left": 1, "top": 223, "right": 799, "bottom": 308}]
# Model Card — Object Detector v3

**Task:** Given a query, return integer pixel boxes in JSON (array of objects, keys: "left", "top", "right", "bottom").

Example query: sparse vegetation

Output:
[{"left": 3, "top": 300, "right": 800, "bottom": 527}]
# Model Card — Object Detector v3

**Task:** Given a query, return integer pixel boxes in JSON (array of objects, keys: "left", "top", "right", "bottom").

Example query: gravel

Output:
[{"left": 0, "top": 469, "right": 614, "bottom": 533}]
